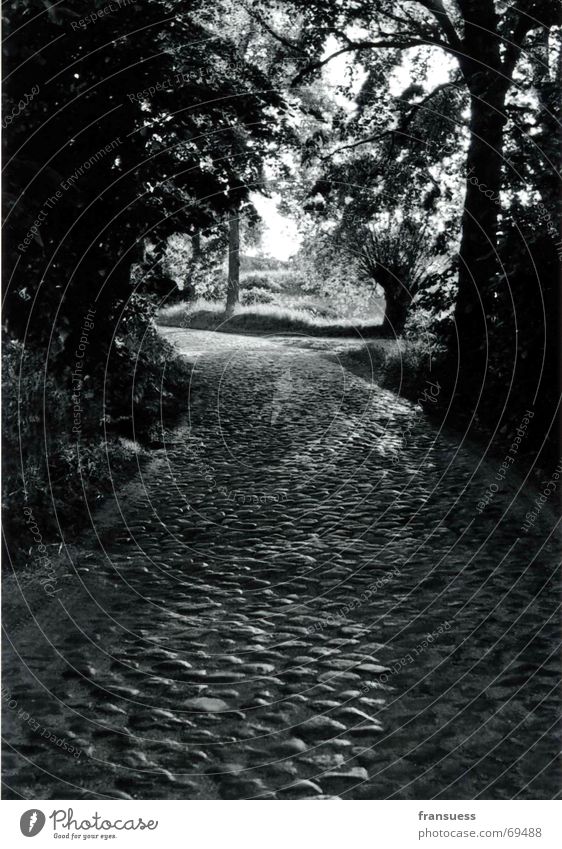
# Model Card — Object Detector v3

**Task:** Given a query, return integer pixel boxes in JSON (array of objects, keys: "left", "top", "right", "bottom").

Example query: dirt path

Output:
[{"left": 3, "top": 330, "right": 559, "bottom": 800}]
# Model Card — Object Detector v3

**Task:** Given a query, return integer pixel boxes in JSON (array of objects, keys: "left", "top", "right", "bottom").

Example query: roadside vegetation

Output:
[
  {"left": 4, "top": 0, "right": 559, "bottom": 569},
  {"left": 2, "top": 307, "right": 191, "bottom": 567},
  {"left": 157, "top": 259, "right": 385, "bottom": 337}
]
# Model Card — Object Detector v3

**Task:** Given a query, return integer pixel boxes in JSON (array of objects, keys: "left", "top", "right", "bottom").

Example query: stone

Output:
[
  {"left": 321, "top": 768, "right": 369, "bottom": 795},
  {"left": 273, "top": 737, "right": 309, "bottom": 756},
  {"left": 276, "top": 779, "right": 324, "bottom": 798},
  {"left": 348, "top": 723, "right": 384, "bottom": 739},
  {"left": 298, "top": 716, "right": 346, "bottom": 741},
  {"left": 153, "top": 659, "right": 193, "bottom": 673},
  {"left": 183, "top": 697, "right": 228, "bottom": 713},
  {"left": 356, "top": 663, "right": 391, "bottom": 675},
  {"left": 245, "top": 663, "right": 276, "bottom": 675}
]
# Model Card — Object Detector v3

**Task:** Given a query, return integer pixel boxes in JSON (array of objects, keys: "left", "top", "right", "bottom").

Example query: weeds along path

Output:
[{"left": 3, "top": 329, "right": 559, "bottom": 800}]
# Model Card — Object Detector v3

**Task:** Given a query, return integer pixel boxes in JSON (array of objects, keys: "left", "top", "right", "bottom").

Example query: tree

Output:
[
  {"left": 260, "top": 0, "right": 560, "bottom": 396},
  {"left": 297, "top": 110, "right": 455, "bottom": 335},
  {"left": 356, "top": 217, "right": 435, "bottom": 335},
  {"left": 226, "top": 214, "right": 241, "bottom": 315},
  {"left": 487, "top": 26, "right": 562, "bottom": 462},
  {"left": 3, "top": 0, "right": 286, "bottom": 360}
]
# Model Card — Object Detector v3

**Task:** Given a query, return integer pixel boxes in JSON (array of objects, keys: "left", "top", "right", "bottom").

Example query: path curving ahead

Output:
[{"left": 3, "top": 330, "right": 559, "bottom": 800}]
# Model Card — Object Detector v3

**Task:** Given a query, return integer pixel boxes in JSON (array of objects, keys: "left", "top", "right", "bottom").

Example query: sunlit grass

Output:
[{"left": 157, "top": 298, "right": 383, "bottom": 337}]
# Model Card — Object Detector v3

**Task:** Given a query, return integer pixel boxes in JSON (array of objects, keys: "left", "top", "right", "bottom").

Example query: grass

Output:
[
  {"left": 157, "top": 295, "right": 444, "bottom": 411},
  {"left": 331, "top": 337, "right": 443, "bottom": 401},
  {"left": 158, "top": 298, "right": 384, "bottom": 338},
  {"left": 2, "top": 326, "right": 192, "bottom": 569}
]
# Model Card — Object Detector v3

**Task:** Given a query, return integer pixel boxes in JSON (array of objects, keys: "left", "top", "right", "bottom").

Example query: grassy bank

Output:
[
  {"left": 158, "top": 299, "right": 384, "bottom": 338},
  {"left": 333, "top": 337, "right": 558, "bottom": 486},
  {"left": 2, "top": 322, "right": 191, "bottom": 569},
  {"left": 329, "top": 337, "right": 442, "bottom": 402}
]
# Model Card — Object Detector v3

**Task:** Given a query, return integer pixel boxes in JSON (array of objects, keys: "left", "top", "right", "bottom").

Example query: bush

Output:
[
  {"left": 3, "top": 297, "right": 192, "bottom": 567},
  {"left": 241, "top": 287, "right": 275, "bottom": 305},
  {"left": 281, "top": 296, "right": 339, "bottom": 319},
  {"left": 336, "top": 335, "right": 446, "bottom": 405},
  {"left": 240, "top": 272, "right": 283, "bottom": 293},
  {"left": 380, "top": 338, "right": 443, "bottom": 399},
  {"left": 105, "top": 308, "right": 192, "bottom": 443},
  {"left": 408, "top": 266, "right": 457, "bottom": 339}
]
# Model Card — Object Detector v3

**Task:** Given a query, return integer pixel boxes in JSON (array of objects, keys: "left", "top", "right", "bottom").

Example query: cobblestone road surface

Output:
[{"left": 3, "top": 330, "right": 560, "bottom": 799}]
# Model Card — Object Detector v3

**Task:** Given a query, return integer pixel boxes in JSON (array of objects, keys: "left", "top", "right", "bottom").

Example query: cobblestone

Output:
[{"left": 2, "top": 330, "right": 559, "bottom": 799}]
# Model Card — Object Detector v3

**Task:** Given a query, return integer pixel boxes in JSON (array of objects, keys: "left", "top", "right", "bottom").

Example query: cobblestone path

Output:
[{"left": 3, "top": 330, "right": 559, "bottom": 800}]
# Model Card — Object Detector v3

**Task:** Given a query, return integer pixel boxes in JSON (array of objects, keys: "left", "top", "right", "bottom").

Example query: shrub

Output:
[
  {"left": 241, "top": 287, "right": 275, "bottom": 305},
  {"left": 240, "top": 272, "right": 283, "bottom": 293},
  {"left": 3, "top": 297, "right": 192, "bottom": 567},
  {"left": 105, "top": 316, "right": 191, "bottom": 443},
  {"left": 337, "top": 335, "right": 446, "bottom": 407}
]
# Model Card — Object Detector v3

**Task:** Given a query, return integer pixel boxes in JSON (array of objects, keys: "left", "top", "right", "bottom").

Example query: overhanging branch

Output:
[
  {"left": 399, "top": 77, "right": 464, "bottom": 128},
  {"left": 291, "top": 35, "right": 453, "bottom": 87},
  {"left": 321, "top": 130, "right": 393, "bottom": 160},
  {"left": 416, "top": 0, "right": 463, "bottom": 53},
  {"left": 242, "top": 5, "right": 307, "bottom": 56},
  {"left": 321, "top": 78, "right": 463, "bottom": 161}
]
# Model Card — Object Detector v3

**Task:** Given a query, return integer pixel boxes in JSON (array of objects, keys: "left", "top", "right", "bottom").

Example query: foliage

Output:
[
  {"left": 241, "top": 273, "right": 284, "bottom": 293},
  {"left": 335, "top": 336, "right": 445, "bottom": 404},
  {"left": 158, "top": 298, "right": 382, "bottom": 335},
  {"left": 105, "top": 304, "right": 193, "bottom": 443},
  {"left": 241, "top": 287, "right": 276, "bottom": 305},
  {"left": 3, "top": 0, "right": 287, "bottom": 358},
  {"left": 2, "top": 310, "right": 191, "bottom": 560}
]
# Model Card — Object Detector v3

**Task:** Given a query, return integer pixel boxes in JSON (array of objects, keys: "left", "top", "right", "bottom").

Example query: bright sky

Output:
[
  {"left": 248, "top": 192, "right": 302, "bottom": 261},
  {"left": 389, "top": 48, "right": 455, "bottom": 94}
]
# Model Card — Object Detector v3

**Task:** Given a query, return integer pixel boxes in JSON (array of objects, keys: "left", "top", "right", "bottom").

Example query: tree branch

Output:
[
  {"left": 242, "top": 5, "right": 307, "bottom": 56},
  {"left": 416, "top": 0, "right": 463, "bottom": 53},
  {"left": 291, "top": 36, "right": 453, "bottom": 87},
  {"left": 321, "top": 130, "right": 393, "bottom": 161},
  {"left": 373, "top": 7, "right": 431, "bottom": 31},
  {"left": 321, "top": 78, "right": 462, "bottom": 161},
  {"left": 398, "top": 77, "right": 463, "bottom": 129}
]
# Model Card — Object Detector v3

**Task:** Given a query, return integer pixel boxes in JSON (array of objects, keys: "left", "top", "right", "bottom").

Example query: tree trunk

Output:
[
  {"left": 382, "top": 291, "right": 410, "bottom": 337},
  {"left": 453, "top": 82, "right": 507, "bottom": 398},
  {"left": 226, "top": 214, "right": 240, "bottom": 316}
]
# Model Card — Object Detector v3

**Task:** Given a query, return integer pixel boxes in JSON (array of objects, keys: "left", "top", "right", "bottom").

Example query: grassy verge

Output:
[
  {"left": 2, "top": 325, "right": 191, "bottom": 569},
  {"left": 335, "top": 337, "right": 558, "bottom": 489},
  {"left": 329, "top": 337, "right": 443, "bottom": 402},
  {"left": 158, "top": 299, "right": 384, "bottom": 338}
]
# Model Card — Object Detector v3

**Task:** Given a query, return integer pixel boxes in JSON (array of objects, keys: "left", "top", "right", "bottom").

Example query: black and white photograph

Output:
[{"left": 1, "top": 0, "right": 561, "bottom": 833}]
